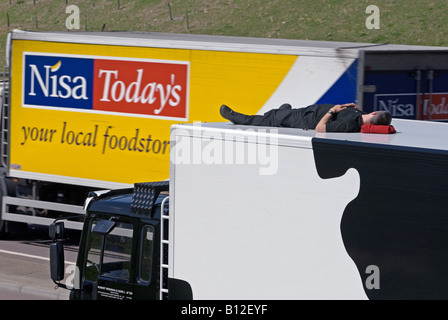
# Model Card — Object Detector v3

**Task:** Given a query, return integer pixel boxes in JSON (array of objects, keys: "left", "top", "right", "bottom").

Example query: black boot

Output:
[{"left": 220, "top": 105, "right": 255, "bottom": 125}]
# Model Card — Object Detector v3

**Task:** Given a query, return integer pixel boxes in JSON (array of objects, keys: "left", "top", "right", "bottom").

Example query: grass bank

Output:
[{"left": 1, "top": 0, "right": 447, "bottom": 68}]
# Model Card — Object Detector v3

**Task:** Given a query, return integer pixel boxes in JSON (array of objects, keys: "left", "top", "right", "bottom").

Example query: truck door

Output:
[
  {"left": 79, "top": 216, "right": 159, "bottom": 300},
  {"left": 84, "top": 218, "right": 135, "bottom": 300},
  {"left": 131, "top": 221, "right": 160, "bottom": 300},
  {"left": 361, "top": 51, "right": 448, "bottom": 121}
]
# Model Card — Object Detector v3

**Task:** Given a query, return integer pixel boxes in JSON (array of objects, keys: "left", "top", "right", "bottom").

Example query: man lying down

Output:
[{"left": 220, "top": 103, "right": 395, "bottom": 133}]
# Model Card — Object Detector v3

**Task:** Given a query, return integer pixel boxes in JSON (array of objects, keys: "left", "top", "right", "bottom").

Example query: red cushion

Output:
[{"left": 361, "top": 124, "right": 396, "bottom": 134}]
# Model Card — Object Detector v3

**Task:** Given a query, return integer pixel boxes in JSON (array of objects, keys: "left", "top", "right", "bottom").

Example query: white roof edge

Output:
[
  {"left": 171, "top": 123, "right": 314, "bottom": 149},
  {"left": 12, "top": 29, "right": 448, "bottom": 50},
  {"left": 171, "top": 119, "right": 448, "bottom": 152},
  {"left": 12, "top": 30, "right": 448, "bottom": 57},
  {"left": 13, "top": 29, "right": 448, "bottom": 59},
  {"left": 9, "top": 29, "right": 360, "bottom": 58}
]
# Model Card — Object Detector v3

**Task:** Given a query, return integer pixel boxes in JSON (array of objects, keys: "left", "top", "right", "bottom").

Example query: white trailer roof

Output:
[
  {"left": 174, "top": 119, "right": 448, "bottom": 153},
  {"left": 11, "top": 29, "right": 448, "bottom": 58}
]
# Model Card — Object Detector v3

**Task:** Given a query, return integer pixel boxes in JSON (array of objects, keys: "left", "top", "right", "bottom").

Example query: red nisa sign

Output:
[{"left": 422, "top": 93, "right": 448, "bottom": 120}]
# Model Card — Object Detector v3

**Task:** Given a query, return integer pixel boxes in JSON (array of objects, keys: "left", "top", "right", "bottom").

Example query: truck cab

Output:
[{"left": 50, "top": 181, "right": 169, "bottom": 300}]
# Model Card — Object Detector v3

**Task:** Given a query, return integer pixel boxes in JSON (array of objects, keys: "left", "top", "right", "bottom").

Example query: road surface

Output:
[{"left": 0, "top": 225, "right": 80, "bottom": 300}]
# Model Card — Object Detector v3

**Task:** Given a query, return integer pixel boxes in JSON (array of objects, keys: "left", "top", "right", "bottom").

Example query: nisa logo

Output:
[
  {"left": 29, "top": 60, "right": 88, "bottom": 99},
  {"left": 375, "top": 94, "right": 416, "bottom": 119},
  {"left": 23, "top": 53, "right": 189, "bottom": 120},
  {"left": 375, "top": 93, "right": 448, "bottom": 120},
  {"left": 24, "top": 54, "right": 93, "bottom": 109}
]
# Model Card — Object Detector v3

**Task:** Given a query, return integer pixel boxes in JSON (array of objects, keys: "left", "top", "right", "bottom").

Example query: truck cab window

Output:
[
  {"left": 139, "top": 226, "right": 155, "bottom": 284},
  {"left": 85, "top": 223, "right": 102, "bottom": 282},
  {"left": 101, "top": 222, "right": 133, "bottom": 281},
  {"left": 85, "top": 220, "right": 134, "bottom": 283}
]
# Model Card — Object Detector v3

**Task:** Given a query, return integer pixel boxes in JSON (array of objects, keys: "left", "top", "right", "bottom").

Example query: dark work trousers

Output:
[{"left": 248, "top": 103, "right": 318, "bottom": 129}]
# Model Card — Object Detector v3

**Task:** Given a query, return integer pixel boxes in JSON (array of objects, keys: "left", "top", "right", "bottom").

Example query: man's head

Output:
[{"left": 363, "top": 111, "right": 392, "bottom": 125}]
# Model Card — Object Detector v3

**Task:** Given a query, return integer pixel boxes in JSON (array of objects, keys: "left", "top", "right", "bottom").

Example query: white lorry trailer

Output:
[{"left": 50, "top": 118, "right": 448, "bottom": 300}]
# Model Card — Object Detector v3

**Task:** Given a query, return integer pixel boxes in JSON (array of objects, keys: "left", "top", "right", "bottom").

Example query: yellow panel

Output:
[{"left": 10, "top": 39, "right": 296, "bottom": 184}]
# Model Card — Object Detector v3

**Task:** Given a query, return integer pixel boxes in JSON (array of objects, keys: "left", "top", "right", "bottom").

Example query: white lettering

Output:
[
  {"left": 170, "top": 122, "right": 278, "bottom": 176},
  {"left": 141, "top": 82, "right": 157, "bottom": 104},
  {"left": 97, "top": 69, "right": 183, "bottom": 114},
  {"left": 154, "top": 83, "right": 169, "bottom": 114},
  {"left": 125, "top": 69, "right": 143, "bottom": 103},
  {"left": 28, "top": 62, "right": 87, "bottom": 100},
  {"left": 28, "top": 64, "right": 50, "bottom": 96},
  {"left": 170, "top": 84, "right": 182, "bottom": 106},
  {"left": 181, "top": 304, "right": 215, "bottom": 317},
  {"left": 365, "top": 265, "right": 380, "bottom": 289},
  {"left": 378, "top": 99, "right": 415, "bottom": 117},
  {"left": 58, "top": 75, "right": 72, "bottom": 98},
  {"left": 154, "top": 74, "right": 178, "bottom": 114},
  {"left": 65, "top": 5, "right": 80, "bottom": 30},
  {"left": 423, "top": 97, "right": 448, "bottom": 116},
  {"left": 50, "top": 75, "right": 58, "bottom": 97},
  {"left": 366, "top": 5, "right": 380, "bottom": 30},
  {"left": 72, "top": 76, "right": 88, "bottom": 100},
  {"left": 98, "top": 69, "right": 118, "bottom": 102},
  {"left": 111, "top": 80, "right": 125, "bottom": 102},
  {"left": 226, "top": 305, "right": 268, "bottom": 315}
]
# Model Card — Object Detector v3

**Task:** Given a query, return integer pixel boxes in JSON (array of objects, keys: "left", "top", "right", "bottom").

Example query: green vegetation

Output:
[{"left": 1, "top": 0, "right": 448, "bottom": 68}]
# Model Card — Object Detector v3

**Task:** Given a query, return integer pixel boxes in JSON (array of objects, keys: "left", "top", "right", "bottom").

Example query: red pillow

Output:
[{"left": 361, "top": 124, "right": 396, "bottom": 134}]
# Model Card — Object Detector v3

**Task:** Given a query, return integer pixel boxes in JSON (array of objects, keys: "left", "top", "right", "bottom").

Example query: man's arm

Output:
[{"left": 315, "top": 103, "right": 358, "bottom": 132}]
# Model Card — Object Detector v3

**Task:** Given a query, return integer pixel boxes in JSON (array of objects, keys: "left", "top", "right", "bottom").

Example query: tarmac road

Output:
[{"left": 0, "top": 225, "right": 80, "bottom": 300}]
